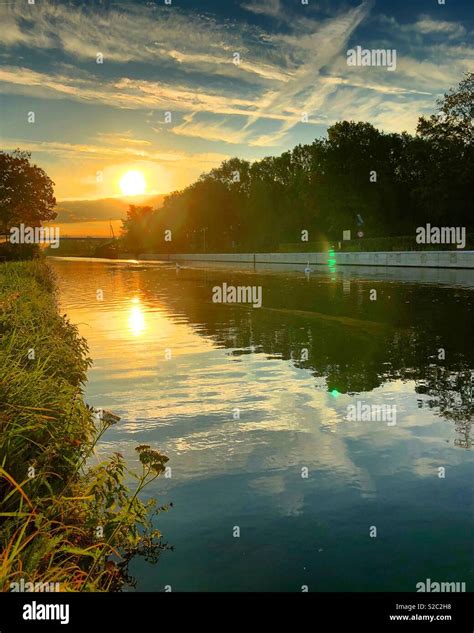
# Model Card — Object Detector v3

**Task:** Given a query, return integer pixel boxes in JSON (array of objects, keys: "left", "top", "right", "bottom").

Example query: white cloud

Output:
[
  {"left": 411, "top": 16, "right": 467, "bottom": 39},
  {"left": 0, "top": 65, "right": 256, "bottom": 115},
  {"left": 0, "top": 1, "right": 289, "bottom": 84},
  {"left": 241, "top": 0, "right": 282, "bottom": 18},
  {"left": 245, "top": 1, "right": 374, "bottom": 145},
  {"left": 97, "top": 132, "right": 151, "bottom": 147},
  {"left": 0, "top": 0, "right": 470, "bottom": 152},
  {"left": 171, "top": 114, "right": 251, "bottom": 144},
  {"left": 0, "top": 137, "right": 183, "bottom": 162}
]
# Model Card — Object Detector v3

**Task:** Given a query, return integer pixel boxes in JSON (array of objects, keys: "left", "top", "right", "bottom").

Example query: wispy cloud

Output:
[
  {"left": 171, "top": 114, "right": 251, "bottom": 145},
  {"left": 241, "top": 0, "right": 282, "bottom": 18},
  {"left": 0, "top": 137, "right": 182, "bottom": 161},
  {"left": 0, "top": 137, "right": 232, "bottom": 167},
  {"left": 0, "top": 1, "right": 288, "bottom": 83},
  {"left": 0, "top": 66, "right": 258, "bottom": 115},
  {"left": 0, "top": 0, "right": 468, "bottom": 198},
  {"left": 0, "top": 0, "right": 470, "bottom": 165},
  {"left": 96, "top": 132, "right": 152, "bottom": 147},
  {"left": 410, "top": 15, "right": 467, "bottom": 39},
  {"left": 245, "top": 1, "right": 374, "bottom": 146}
]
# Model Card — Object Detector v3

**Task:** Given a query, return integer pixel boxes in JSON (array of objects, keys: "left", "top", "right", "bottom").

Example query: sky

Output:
[{"left": 0, "top": 0, "right": 472, "bottom": 214}]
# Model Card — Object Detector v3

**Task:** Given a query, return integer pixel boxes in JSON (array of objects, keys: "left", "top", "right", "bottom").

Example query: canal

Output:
[{"left": 50, "top": 257, "right": 474, "bottom": 592}]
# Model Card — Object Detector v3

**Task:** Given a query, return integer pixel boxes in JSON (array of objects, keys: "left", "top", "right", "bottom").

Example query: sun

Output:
[{"left": 119, "top": 170, "right": 146, "bottom": 196}]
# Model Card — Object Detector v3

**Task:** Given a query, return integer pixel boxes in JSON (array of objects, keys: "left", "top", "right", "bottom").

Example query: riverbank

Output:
[
  {"left": 140, "top": 250, "right": 474, "bottom": 270},
  {"left": 46, "top": 249, "right": 474, "bottom": 270},
  {"left": 0, "top": 259, "right": 169, "bottom": 591}
]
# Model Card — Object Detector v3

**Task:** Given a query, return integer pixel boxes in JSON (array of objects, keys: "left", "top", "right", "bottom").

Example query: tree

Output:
[
  {"left": 415, "top": 73, "right": 474, "bottom": 225},
  {"left": 120, "top": 75, "right": 473, "bottom": 253},
  {"left": 417, "top": 72, "right": 473, "bottom": 145},
  {"left": 0, "top": 150, "right": 56, "bottom": 239},
  {"left": 120, "top": 205, "right": 154, "bottom": 255}
]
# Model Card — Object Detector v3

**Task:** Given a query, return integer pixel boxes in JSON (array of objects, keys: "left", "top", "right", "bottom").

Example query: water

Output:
[{"left": 49, "top": 257, "right": 474, "bottom": 592}]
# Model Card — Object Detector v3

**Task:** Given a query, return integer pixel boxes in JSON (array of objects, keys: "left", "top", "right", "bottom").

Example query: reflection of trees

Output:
[
  {"left": 134, "top": 267, "right": 473, "bottom": 448},
  {"left": 416, "top": 368, "right": 473, "bottom": 448}
]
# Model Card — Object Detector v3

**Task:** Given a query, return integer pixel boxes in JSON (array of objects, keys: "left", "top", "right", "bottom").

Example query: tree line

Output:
[
  {"left": 121, "top": 73, "right": 473, "bottom": 255},
  {"left": 0, "top": 74, "right": 471, "bottom": 259}
]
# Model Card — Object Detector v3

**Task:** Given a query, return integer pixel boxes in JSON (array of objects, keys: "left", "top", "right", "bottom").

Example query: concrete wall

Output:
[{"left": 139, "top": 251, "right": 474, "bottom": 269}]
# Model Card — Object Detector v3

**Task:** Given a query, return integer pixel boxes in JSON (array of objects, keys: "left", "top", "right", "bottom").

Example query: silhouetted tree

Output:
[
  {"left": 121, "top": 205, "right": 154, "bottom": 255},
  {"left": 121, "top": 76, "right": 473, "bottom": 254},
  {"left": 0, "top": 150, "right": 56, "bottom": 240},
  {"left": 417, "top": 72, "right": 473, "bottom": 145}
]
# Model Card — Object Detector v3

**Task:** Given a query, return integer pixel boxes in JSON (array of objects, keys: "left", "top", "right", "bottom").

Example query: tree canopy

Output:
[
  {"left": 417, "top": 72, "right": 473, "bottom": 145},
  {"left": 117, "top": 73, "right": 470, "bottom": 253},
  {"left": 0, "top": 150, "right": 56, "bottom": 239}
]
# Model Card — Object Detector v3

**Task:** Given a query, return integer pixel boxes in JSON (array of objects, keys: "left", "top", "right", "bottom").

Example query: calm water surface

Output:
[{"left": 50, "top": 257, "right": 474, "bottom": 592}]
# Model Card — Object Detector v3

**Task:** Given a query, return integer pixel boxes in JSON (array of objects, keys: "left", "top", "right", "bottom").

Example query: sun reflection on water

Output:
[{"left": 128, "top": 298, "right": 146, "bottom": 336}]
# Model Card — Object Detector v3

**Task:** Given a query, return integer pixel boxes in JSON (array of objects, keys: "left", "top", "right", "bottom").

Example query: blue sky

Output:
[{"left": 0, "top": 0, "right": 472, "bottom": 201}]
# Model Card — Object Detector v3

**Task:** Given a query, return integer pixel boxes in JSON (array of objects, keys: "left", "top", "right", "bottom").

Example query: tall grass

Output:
[{"left": 0, "top": 259, "right": 170, "bottom": 591}]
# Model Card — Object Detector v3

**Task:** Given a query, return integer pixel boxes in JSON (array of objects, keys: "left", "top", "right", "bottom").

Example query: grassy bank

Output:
[{"left": 0, "top": 259, "right": 170, "bottom": 591}]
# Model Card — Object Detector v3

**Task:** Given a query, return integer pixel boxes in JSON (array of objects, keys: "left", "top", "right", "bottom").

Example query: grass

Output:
[{"left": 0, "top": 259, "right": 171, "bottom": 591}]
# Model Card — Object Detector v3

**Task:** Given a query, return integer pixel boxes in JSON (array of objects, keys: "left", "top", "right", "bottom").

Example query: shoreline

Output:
[
  {"left": 46, "top": 250, "right": 474, "bottom": 270},
  {"left": 137, "top": 250, "right": 474, "bottom": 270}
]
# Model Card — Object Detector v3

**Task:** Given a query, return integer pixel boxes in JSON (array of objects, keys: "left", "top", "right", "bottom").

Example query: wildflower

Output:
[
  {"left": 135, "top": 446, "right": 169, "bottom": 474},
  {"left": 102, "top": 410, "right": 120, "bottom": 425}
]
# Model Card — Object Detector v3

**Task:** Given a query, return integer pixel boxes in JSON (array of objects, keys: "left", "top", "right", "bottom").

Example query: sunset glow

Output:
[{"left": 119, "top": 170, "right": 146, "bottom": 196}]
